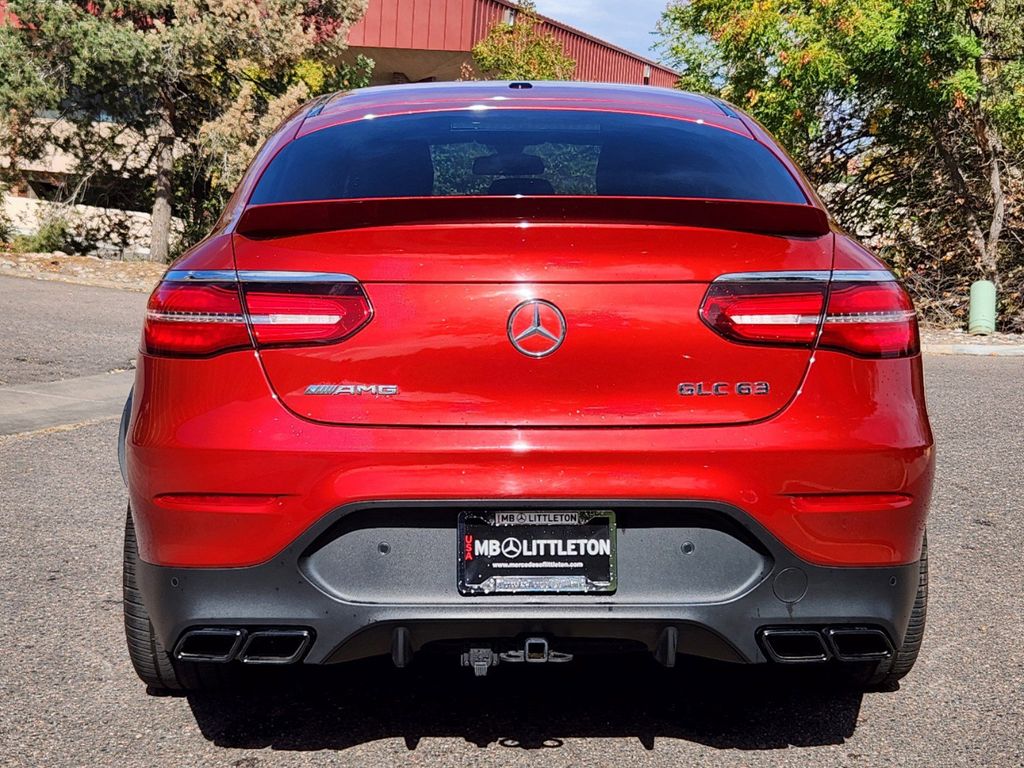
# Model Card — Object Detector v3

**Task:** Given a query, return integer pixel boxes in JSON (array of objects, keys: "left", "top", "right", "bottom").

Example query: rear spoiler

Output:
[{"left": 235, "top": 196, "right": 831, "bottom": 239}]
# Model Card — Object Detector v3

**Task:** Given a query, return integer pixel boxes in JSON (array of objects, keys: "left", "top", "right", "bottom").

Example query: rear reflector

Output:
[
  {"left": 143, "top": 270, "right": 372, "bottom": 357},
  {"left": 786, "top": 493, "right": 914, "bottom": 513},
  {"left": 143, "top": 281, "right": 251, "bottom": 357},
  {"left": 701, "top": 271, "right": 919, "bottom": 358}
]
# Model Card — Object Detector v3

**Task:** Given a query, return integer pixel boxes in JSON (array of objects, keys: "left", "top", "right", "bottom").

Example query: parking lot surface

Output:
[{"left": 1, "top": 278, "right": 1021, "bottom": 767}]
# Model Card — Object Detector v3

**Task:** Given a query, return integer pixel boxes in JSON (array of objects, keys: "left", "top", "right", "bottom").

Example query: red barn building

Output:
[{"left": 346, "top": 0, "right": 679, "bottom": 86}]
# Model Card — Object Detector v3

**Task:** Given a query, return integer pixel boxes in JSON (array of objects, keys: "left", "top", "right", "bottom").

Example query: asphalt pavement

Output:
[
  {"left": 0, "top": 276, "right": 146, "bottom": 386},
  {"left": 1, "top": 275, "right": 1022, "bottom": 767}
]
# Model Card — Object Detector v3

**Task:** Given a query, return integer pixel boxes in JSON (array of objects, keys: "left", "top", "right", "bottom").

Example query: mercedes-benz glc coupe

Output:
[{"left": 121, "top": 81, "right": 932, "bottom": 690}]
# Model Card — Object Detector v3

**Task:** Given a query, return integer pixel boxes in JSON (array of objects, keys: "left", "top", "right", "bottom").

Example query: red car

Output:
[{"left": 121, "top": 81, "right": 932, "bottom": 690}]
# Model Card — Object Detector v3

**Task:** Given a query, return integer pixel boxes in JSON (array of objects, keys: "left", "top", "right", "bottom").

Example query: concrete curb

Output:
[
  {"left": 922, "top": 344, "right": 1024, "bottom": 357},
  {"left": 0, "top": 370, "right": 133, "bottom": 436}
]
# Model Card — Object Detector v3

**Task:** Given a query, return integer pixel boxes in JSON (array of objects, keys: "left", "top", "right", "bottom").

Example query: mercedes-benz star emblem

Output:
[
  {"left": 507, "top": 299, "right": 567, "bottom": 358},
  {"left": 501, "top": 537, "right": 522, "bottom": 559}
]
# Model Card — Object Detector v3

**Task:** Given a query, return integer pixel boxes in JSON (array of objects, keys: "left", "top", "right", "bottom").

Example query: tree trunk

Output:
[
  {"left": 976, "top": 111, "right": 1005, "bottom": 288},
  {"left": 965, "top": 9, "right": 1006, "bottom": 287},
  {"left": 148, "top": 98, "right": 175, "bottom": 263},
  {"left": 930, "top": 121, "right": 990, "bottom": 274}
]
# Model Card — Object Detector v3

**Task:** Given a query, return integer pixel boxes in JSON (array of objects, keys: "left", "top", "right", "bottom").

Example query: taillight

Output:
[
  {"left": 242, "top": 281, "right": 372, "bottom": 346},
  {"left": 700, "top": 281, "right": 826, "bottom": 347},
  {"left": 143, "top": 280, "right": 251, "bottom": 357},
  {"left": 143, "top": 270, "right": 373, "bottom": 357},
  {"left": 818, "top": 280, "right": 919, "bottom": 357},
  {"left": 701, "top": 271, "right": 919, "bottom": 358}
]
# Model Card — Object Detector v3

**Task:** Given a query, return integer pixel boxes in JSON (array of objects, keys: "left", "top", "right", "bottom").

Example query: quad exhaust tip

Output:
[
  {"left": 174, "top": 628, "right": 246, "bottom": 663},
  {"left": 238, "top": 629, "right": 312, "bottom": 665},
  {"left": 173, "top": 627, "right": 312, "bottom": 664},
  {"left": 759, "top": 628, "right": 831, "bottom": 663},
  {"left": 824, "top": 627, "right": 894, "bottom": 661},
  {"left": 759, "top": 626, "right": 894, "bottom": 664}
]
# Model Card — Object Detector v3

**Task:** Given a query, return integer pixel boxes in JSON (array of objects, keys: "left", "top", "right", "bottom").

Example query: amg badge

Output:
[{"left": 304, "top": 384, "right": 399, "bottom": 396}]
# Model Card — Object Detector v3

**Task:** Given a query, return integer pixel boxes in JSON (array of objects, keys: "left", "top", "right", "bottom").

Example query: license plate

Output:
[{"left": 457, "top": 510, "right": 617, "bottom": 595}]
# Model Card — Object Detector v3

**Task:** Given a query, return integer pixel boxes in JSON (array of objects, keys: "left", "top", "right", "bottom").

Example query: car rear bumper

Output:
[
  {"left": 127, "top": 346, "right": 932, "bottom": 665},
  {"left": 135, "top": 499, "right": 921, "bottom": 666},
  {"left": 126, "top": 350, "right": 933, "bottom": 570}
]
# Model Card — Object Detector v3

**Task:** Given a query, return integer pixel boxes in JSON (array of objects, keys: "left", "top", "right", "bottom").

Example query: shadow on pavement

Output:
[{"left": 185, "top": 654, "right": 865, "bottom": 752}]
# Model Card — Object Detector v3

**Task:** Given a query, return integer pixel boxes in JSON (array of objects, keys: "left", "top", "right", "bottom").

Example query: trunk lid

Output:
[{"left": 234, "top": 212, "right": 833, "bottom": 428}]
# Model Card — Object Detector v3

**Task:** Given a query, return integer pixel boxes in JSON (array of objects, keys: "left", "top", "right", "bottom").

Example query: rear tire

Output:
[
  {"left": 123, "top": 507, "right": 231, "bottom": 691},
  {"left": 866, "top": 534, "right": 928, "bottom": 688},
  {"left": 123, "top": 507, "right": 183, "bottom": 691}
]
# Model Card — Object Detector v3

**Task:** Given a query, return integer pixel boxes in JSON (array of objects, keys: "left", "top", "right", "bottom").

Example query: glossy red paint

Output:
[
  {"left": 126, "top": 83, "right": 933, "bottom": 573},
  {"left": 235, "top": 218, "right": 833, "bottom": 428},
  {"left": 127, "top": 347, "right": 932, "bottom": 568}
]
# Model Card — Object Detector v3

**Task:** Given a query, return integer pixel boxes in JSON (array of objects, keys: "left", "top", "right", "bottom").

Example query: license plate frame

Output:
[{"left": 457, "top": 510, "right": 617, "bottom": 595}]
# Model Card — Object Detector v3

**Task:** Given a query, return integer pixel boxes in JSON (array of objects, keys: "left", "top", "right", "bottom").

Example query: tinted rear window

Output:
[{"left": 250, "top": 110, "right": 807, "bottom": 205}]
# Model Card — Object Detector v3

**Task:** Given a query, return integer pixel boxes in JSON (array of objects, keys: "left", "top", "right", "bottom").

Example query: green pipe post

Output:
[{"left": 968, "top": 280, "right": 996, "bottom": 335}]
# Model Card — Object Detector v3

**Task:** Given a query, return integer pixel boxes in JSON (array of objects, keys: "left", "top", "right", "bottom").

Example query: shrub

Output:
[{"left": 12, "top": 214, "right": 71, "bottom": 254}]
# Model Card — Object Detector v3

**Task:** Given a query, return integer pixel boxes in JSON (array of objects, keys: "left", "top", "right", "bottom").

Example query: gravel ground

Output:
[
  {"left": 919, "top": 325, "right": 1024, "bottom": 347},
  {"left": 1, "top": 353, "right": 1022, "bottom": 767},
  {"left": 0, "top": 252, "right": 165, "bottom": 293}
]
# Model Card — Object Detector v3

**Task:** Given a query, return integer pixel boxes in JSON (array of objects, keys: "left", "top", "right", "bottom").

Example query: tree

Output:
[
  {"left": 0, "top": 18, "right": 59, "bottom": 247},
  {"left": 472, "top": 1, "right": 575, "bottom": 81},
  {"left": 0, "top": 0, "right": 370, "bottom": 261},
  {"left": 658, "top": 0, "right": 1024, "bottom": 328}
]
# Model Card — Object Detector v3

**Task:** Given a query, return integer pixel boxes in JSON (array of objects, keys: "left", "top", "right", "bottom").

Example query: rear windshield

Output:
[{"left": 250, "top": 109, "right": 807, "bottom": 205}]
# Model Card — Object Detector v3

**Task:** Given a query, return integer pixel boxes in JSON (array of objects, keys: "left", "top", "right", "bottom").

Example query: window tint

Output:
[{"left": 250, "top": 110, "right": 807, "bottom": 205}]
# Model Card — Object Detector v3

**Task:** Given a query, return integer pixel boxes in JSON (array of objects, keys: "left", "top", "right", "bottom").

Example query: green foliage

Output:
[
  {"left": 659, "top": 0, "right": 1024, "bottom": 329},
  {"left": 177, "top": 55, "right": 372, "bottom": 254},
  {"left": 0, "top": 0, "right": 370, "bottom": 259},
  {"left": 472, "top": 1, "right": 575, "bottom": 81},
  {"left": 0, "top": 22, "right": 59, "bottom": 118},
  {"left": 12, "top": 214, "right": 71, "bottom": 254},
  {"left": 0, "top": 202, "right": 11, "bottom": 247},
  {"left": 331, "top": 54, "right": 376, "bottom": 92}
]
